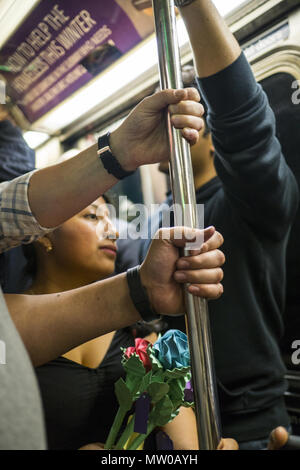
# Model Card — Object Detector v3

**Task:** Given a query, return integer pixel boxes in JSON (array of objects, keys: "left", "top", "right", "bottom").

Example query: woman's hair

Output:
[
  {"left": 124, "top": 318, "right": 168, "bottom": 338},
  {"left": 22, "top": 242, "right": 37, "bottom": 278}
]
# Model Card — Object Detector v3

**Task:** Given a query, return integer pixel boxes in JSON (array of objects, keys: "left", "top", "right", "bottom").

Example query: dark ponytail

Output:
[{"left": 22, "top": 243, "right": 37, "bottom": 278}]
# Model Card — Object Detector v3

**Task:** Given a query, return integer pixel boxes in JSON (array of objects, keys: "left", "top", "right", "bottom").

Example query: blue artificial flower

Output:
[{"left": 153, "top": 329, "right": 190, "bottom": 370}]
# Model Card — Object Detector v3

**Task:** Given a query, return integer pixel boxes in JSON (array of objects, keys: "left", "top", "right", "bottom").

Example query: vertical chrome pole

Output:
[{"left": 152, "top": 0, "right": 221, "bottom": 449}]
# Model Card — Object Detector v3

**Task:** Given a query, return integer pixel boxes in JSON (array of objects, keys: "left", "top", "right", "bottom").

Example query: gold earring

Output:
[{"left": 46, "top": 245, "right": 53, "bottom": 253}]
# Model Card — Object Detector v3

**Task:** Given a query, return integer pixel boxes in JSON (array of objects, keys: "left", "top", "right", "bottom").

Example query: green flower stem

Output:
[
  {"left": 105, "top": 373, "right": 145, "bottom": 449},
  {"left": 105, "top": 406, "right": 127, "bottom": 450},
  {"left": 130, "top": 380, "right": 145, "bottom": 398},
  {"left": 126, "top": 422, "right": 156, "bottom": 450},
  {"left": 125, "top": 401, "right": 171, "bottom": 451},
  {"left": 114, "top": 415, "right": 136, "bottom": 450}
]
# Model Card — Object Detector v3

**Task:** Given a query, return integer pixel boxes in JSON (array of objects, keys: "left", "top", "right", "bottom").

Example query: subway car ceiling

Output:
[
  {"left": 0, "top": 0, "right": 299, "bottom": 148},
  {"left": 52, "top": 0, "right": 300, "bottom": 144},
  {"left": 66, "top": 0, "right": 300, "bottom": 145}
]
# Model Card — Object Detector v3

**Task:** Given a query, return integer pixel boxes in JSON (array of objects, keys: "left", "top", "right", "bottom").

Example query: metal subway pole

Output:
[{"left": 152, "top": 0, "right": 221, "bottom": 449}]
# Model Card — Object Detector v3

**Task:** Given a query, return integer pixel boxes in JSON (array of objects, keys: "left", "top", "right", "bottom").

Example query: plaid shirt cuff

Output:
[{"left": 0, "top": 170, "right": 54, "bottom": 253}]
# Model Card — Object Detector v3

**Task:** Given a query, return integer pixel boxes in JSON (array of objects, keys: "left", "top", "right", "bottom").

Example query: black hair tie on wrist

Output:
[
  {"left": 97, "top": 132, "right": 135, "bottom": 180},
  {"left": 126, "top": 266, "right": 161, "bottom": 322}
]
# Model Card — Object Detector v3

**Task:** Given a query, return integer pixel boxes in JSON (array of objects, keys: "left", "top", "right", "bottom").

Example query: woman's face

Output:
[{"left": 48, "top": 197, "right": 118, "bottom": 282}]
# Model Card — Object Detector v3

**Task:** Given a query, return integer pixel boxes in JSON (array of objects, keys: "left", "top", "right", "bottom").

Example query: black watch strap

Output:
[
  {"left": 281, "top": 435, "right": 300, "bottom": 450},
  {"left": 97, "top": 132, "right": 135, "bottom": 180},
  {"left": 126, "top": 266, "right": 160, "bottom": 322},
  {"left": 175, "top": 0, "right": 196, "bottom": 7}
]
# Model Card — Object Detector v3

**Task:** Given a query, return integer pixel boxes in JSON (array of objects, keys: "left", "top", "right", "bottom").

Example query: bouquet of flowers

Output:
[{"left": 105, "top": 329, "right": 194, "bottom": 450}]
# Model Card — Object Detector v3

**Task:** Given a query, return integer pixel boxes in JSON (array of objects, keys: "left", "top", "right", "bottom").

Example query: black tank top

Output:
[{"left": 35, "top": 329, "right": 135, "bottom": 449}]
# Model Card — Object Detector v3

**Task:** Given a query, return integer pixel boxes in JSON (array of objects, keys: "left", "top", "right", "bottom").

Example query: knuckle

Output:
[
  {"left": 209, "top": 283, "right": 223, "bottom": 299},
  {"left": 196, "top": 118, "right": 204, "bottom": 131},
  {"left": 216, "top": 231, "right": 224, "bottom": 246},
  {"left": 199, "top": 103, "right": 205, "bottom": 114},
  {"left": 171, "top": 115, "right": 182, "bottom": 126},
  {"left": 216, "top": 268, "right": 224, "bottom": 282},
  {"left": 216, "top": 250, "right": 226, "bottom": 266},
  {"left": 210, "top": 285, "right": 223, "bottom": 299},
  {"left": 188, "top": 87, "right": 201, "bottom": 101},
  {"left": 189, "top": 137, "right": 198, "bottom": 146}
]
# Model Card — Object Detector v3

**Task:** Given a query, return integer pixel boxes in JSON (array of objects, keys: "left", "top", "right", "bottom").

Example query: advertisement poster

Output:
[{"left": 0, "top": 0, "right": 154, "bottom": 122}]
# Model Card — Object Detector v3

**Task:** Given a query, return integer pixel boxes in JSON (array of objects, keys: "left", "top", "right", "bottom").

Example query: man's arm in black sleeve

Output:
[
  {"left": 197, "top": 53, "right": 299, "bottom": 239},
  {"left": 178, "top": 1, "right": 298, "bottom": 239}
]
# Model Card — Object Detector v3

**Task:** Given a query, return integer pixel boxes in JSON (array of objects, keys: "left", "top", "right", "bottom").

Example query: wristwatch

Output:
[
  {"left": 175, "top": 0, "right": 196, "bottom": 7},
  {"left": 97, "top": 132, "right": 135, "bottom": 180}
]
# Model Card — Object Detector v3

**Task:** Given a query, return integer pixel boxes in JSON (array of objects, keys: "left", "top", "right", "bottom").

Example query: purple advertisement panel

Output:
[{"left": 0, "top": 0, "right": 154, "bottom": 123}]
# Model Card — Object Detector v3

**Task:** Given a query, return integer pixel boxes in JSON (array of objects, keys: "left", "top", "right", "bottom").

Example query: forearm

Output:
[
  {"left": 178, "top": 0, "right": 240, "bottom": 77},
  {"left": 162, "top": 407, "right": 199, "bottom": 450},
  {"left": 28, "top": 143, "right": 119, "bottom": 228},
  {"left": 3, "top": 226, "right": 225, "bottom": 365},
  {"left": 5, "top": 273, "right": 140, "bottom": 366}
]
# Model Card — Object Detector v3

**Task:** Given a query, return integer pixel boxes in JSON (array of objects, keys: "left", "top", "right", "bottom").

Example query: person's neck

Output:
[
  {"left": 193, "top": 166, "right": 217, "bottom": 191},
  {"left": 28, "top": 268, "right": 104, "bottom": 295}
]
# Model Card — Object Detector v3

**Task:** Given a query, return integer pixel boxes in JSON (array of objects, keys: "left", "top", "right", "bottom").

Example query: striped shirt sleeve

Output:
[{"left": 0, "top": 170, "right": 53, "bottom": 253}]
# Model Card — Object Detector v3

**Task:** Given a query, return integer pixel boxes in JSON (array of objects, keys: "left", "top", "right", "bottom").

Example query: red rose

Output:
[{"left": 125, "top": 338, "right": 152, "bottom": 372}]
